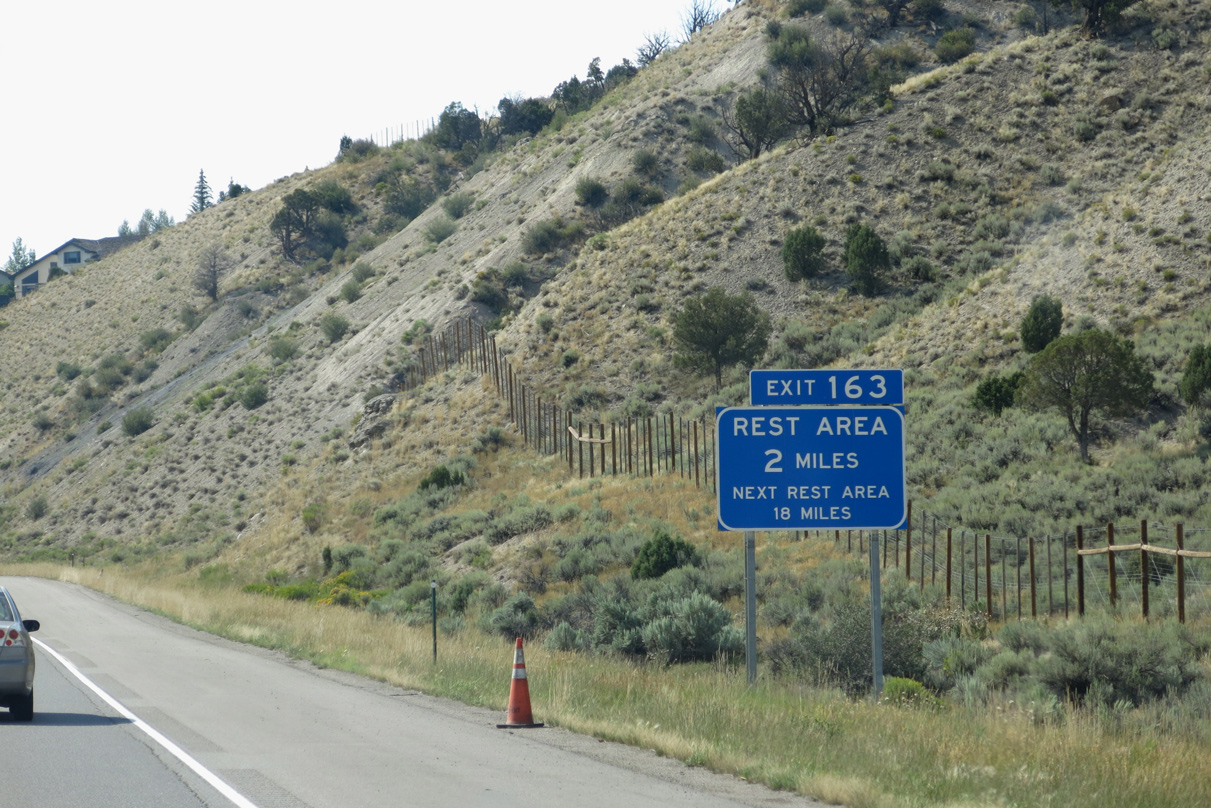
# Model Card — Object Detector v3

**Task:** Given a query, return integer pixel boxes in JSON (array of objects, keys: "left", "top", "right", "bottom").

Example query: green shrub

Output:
[
  {"left": 545, "top": 622, "right": 586, "bottom": 652},
  {"left": 686, "top": 146, "right": 725, "bottom": 175},
  {"left": 641, "top": 592, "right": 743, "bottom": 664},
  {"left": 632, "top": 149, "right": 661, "bottom": 177},
  {"left": 972, "top": 372, "right": 1023, "bottom": 416},
  {"left": 340, "top": 280, "right": 362, "bottom": 304},
  {"left": 441, "top": 192, "right": 474, "bottom": 219},
  {"left": 1179, "top": 344, "right": 1211, "bottom": 406},
  {"left": 350, "top": 262, "right": 375, "bottom": 283},
  {"left": 418, "top": 464, "right": 465, "bottom": 492},
  {"left": 787, "top": 0, "right": 827, "bottom": 15},
  {"left": 843, "top": 223, "right": 890, "bottom": 297},
  {"left": 56, "top": 361, "right": 83, "bottom": 381},
  {"left": 486, "top": 592, "right": 540, "bottom": 640},
  {"left": 26, "top": 496, "right": 48, "bottom": 521},
  {"left": 121, "top": 407, "right": 154, "bottom": 437},
  {"left": 302, "top": 504, "right": 325, "bottom": 534},
  {"left": 239, "top": 381, "right": 269, "bottom": 410},
  {"left": 882, "top": 677, "right": 939, "bottom": 707},
  {"left": 268, "top": 336, "right": 298, "bottom": 362},
  {"left": 1021, "top": 295, "right": 1063, "bottom": 353},
  {"left": 424, "top": 214, "right": 457, "bottom": 243},
  {"left": 320, "top": 312, "right": 350, "bottom": 343},
  {"left": 632, "top": 530, "right": 699, "bottom": 579},
  {"left": 574, "top": 176, "right": 608, "bottom": 207},
  {"left": 781, "top": 225, "right": 827, "bottom": 282},
  {"left": 139, "top": 329, "right": 174, "bottom": 353},
  {"left": 935, "top": 28, "right": 976, "bottom": 63},
  {"left": 522, "top": 217, "right": 583, "bottom": 254}
]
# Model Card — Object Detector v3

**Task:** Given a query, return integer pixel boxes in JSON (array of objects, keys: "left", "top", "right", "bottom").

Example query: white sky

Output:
[{"left": 1, "top": 0, "right": 708, "bottom": 262}]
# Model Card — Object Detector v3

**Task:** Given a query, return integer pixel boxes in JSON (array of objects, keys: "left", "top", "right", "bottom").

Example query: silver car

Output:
[{"left": 0, "top": 586, "right": 39, "bottom": 721}]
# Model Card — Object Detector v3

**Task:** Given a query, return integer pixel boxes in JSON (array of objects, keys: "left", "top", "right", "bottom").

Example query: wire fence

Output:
[{"left": 397, "top": 315, "right": 1211, "bottom": 623}]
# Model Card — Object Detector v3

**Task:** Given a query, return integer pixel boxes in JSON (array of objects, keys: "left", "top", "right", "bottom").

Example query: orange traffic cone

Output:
[{"left": 496, "top": 637, "right": 544, "bottom": 729}]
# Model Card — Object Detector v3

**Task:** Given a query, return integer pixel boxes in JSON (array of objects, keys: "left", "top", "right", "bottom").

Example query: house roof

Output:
[
  {"left": 8, "top": 234, "right": 144, "bottom": 281},
  {"left": 48, "top": 235, "right": 145, "bottom": 257}
]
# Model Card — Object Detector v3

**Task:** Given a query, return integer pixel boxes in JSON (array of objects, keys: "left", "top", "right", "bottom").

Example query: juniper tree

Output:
[
  {"left": 1021, "top": 295, "right": 1063, "bottom": 353},
  {"left": 1016, "top": 329, "right": 1153, "bottom": 461},
  {"left": 673, "top": 287, "right": 771, "bottom": 389}
]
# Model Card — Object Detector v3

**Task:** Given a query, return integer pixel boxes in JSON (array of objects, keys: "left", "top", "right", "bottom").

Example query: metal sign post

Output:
[
  {"left": 869, "top": 532, "right": 884, "bottom": 699},
  {"left": 744, "top": 531, "right": 757, "bottom": 684}
]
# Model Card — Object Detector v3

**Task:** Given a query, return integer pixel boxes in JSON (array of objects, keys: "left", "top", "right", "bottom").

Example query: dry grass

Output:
[{"left": 7, "top": 560, "right": 1209, "bottom": 808}]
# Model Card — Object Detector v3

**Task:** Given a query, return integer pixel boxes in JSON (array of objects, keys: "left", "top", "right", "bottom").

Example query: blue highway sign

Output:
[
  {"left": 716, "top": 406, "right": 906, "bottom": 531},
  {"left": 750, "top": 369, "right": 904, "bottom": 406}
]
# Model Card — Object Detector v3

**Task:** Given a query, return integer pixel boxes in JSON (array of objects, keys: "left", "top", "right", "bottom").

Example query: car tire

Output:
[{"left": 11, "top": 691, "right": 33, "bottom": 722}]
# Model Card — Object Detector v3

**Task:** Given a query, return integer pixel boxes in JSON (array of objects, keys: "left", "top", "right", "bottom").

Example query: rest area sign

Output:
[{"left": 716, "top": 406, "right": 906, "bottom": 531}]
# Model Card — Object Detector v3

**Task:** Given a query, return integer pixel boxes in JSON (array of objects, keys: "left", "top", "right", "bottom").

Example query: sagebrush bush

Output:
[
  {"left": 686, "top": 146, "right": 725, "bottom": 175},
  {"left": 122, "top": 407, "right": 154, "bottom": 437},
  {"left": 574, "top": 177, "right": 608, "bottom": 207},
  {"left": 320, "top": 312, "right": 350, "bottom": 343},
  {"left": 486, "top": 592, "right": 540, "bottom": 640},
  {"left": 936, "top": 28, "right": 976, "bottom": 63},
  {"left": 641, "top": 592, "right": 743, "bottom": 664}
]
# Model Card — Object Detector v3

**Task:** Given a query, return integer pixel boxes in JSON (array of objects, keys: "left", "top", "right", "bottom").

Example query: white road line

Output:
[{"left": 33, "top": 637, "right": 261, "bottom": 808}]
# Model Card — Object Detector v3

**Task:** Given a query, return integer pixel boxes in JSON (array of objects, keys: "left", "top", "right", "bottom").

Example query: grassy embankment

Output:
[{"left": 7, "top": 561, "right": 1209, "bottom": 808}]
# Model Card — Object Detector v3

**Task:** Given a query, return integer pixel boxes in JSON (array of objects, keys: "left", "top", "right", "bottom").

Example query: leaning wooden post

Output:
[
  {"left": 1176, "top": 523, "right": 1186, "bottom": 624},
  {"left": 945, "top": 528, "right": 953, "bottom": 604},
  {"left": 985, "top": 534, "right": 993, "bottom": 620},
  {"left": 1076, "top": 525, "right": 1085, "bottom": 617},
  {"left": 1028, "top": 536, "right": 1037, "bottom": 618},
  {"left": 1140, "top": 519, "right": 1149, "bottom": 620},
  {"left": 1107, "top": 523, "right": 1117, "bottom": 607}
]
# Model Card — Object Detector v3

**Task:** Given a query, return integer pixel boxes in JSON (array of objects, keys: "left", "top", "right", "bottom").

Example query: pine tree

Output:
[{"left": 191, "top": 169, "right": 213, "bottom": 214}]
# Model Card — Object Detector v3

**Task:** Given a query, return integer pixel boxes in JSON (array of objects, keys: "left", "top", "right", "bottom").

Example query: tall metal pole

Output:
[
  {"left": 430, "top": 580, "right": 438, "bottom": 663},
  {"left": 869, "top": 530, "right": 884, "bottom": 700},
  {"left": 744, "top": 531, "right": 757, "bottom": 685}
]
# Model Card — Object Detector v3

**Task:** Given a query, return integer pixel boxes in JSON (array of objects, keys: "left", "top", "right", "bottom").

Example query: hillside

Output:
[{"left": 3, "top": 0, "right": 1211, "bottom": 573}]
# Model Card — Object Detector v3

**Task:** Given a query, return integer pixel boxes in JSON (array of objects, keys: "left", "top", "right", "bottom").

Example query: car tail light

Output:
[{"left": 3, "top": 627, "right": 23, "bottom": 647}]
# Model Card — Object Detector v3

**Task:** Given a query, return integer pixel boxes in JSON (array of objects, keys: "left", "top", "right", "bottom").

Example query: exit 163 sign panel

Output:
[{"left": 716, "top": 406, "right": 906, "bottom": 531}]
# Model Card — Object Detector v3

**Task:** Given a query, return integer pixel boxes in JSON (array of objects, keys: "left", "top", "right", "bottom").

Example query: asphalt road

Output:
[{"left": 1, "top": 577, "right": 823, "bottom": 808}]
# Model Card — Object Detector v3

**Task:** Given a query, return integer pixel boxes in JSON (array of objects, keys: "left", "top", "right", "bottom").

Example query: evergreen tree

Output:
[
  {"left": 1017, "top": 329, "right": 1153, "bottom": 460},
  {"left": 782, "top": 225, "right": 827, "bottom": 281},
  {"left": 1021, "top": 295, "right": 1064, "bottom": 353},
  {"left": 191, "top": 169, "right": 213, "bottom": 214},
  {"left": 843, "top": 223, "right": 889, "bottom": 296},
  {"left": 1179, "top": 344, "right": 1211, "bottom": 406},
  {"left": 673, "top": 287, "right": 771, "bottom": 389}
]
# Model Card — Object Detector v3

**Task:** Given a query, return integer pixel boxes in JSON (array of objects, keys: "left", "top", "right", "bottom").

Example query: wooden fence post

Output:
[
  {"left": 1028, "top": 536, "right": 1037, "bottom": 618},
  {"left": 612, "top": 422, "right": 618, "bottom": 475},
  {"left": 577, "top": 421, "right": 584, "bottom": 478},
  {"left": 905, "top": 501, "right": 913, "bottom": 583},
  {"left": 963, "top": 530, "right": 973, "bottom": 605},
  {"left": 930, "top": 516, "right": 937, "bottom": 587},
  {"left": 945, "top": 527, "right": 953, "bottom": 604},
  {"left": 985, "top": 534, "right": 993, "bottom": 620},
  {"left": 1076, "top": 525, "right": 1085, "bottom": 617},
  {"left": 1176, "top": 523, "right": 1186, "bottom": 624},
  {"left": 1001, "top": 538, "right": 1008, "bottom": 620},
  {"left": 1140, "top": 519, "right": 1149, "bottom": 620}
]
